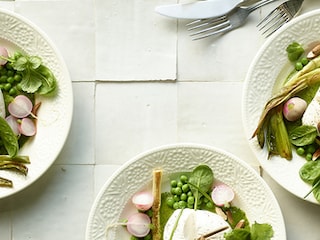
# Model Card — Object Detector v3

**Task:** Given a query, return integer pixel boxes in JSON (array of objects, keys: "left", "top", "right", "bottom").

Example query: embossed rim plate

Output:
[
  {"left": 86, "top": 143, "right": 286, "bottom": 240},
  {"left": 242, "top": 10, "right": 320, "bottom": 204},
  {"left": 0, "top": 9, "right": 73, "bottom": 198}
]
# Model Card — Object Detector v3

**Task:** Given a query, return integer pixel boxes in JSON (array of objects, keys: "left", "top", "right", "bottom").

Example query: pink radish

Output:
[
  {"left": 19, "top": 118, "right": 36, "bottom": 136},
  {"left": 211, "top": 183, "right": 235, "bottom": 206},
  {"left": 8, "top": 95, "right": 33, "bottom": 118},
  {"left": 6, "top": 115, "right": 20, "bottom": 135},
  {"left": 0, "top": 46, "right": 8, "bottom": 65},
  {"left": 126, "top": 213, "right": 151, "bottom": 237},
  {"left": 132, "top": 191, "right": 154, "bottom": 211}
]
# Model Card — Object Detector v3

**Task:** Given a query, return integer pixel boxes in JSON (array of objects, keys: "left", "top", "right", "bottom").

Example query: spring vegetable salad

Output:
[
  {"left": 106, "top": 165, "right": 274, "bottom": 240},
  {"left": 0, "top": 46, "right": 57, "bottom": 187},
  {"left": 253, "top": 41, "right": 320, "bottom": 203}
]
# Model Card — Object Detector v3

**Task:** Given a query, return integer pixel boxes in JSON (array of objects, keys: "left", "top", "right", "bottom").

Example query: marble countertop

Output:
[{"left": 0, "top": 0, "right": 320, "bottom": 239}]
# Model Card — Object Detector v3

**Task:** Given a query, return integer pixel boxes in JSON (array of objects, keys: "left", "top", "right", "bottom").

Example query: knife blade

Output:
[{"left": 155, "top": 0, "right": 262, "bottom": 19}]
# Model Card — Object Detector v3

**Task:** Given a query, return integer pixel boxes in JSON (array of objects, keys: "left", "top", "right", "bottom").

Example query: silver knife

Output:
[{"left": 155, "top": 0, "right": 262, "bottom": 19}]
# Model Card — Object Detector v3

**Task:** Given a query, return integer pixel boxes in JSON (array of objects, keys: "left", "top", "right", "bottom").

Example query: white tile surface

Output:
[
  {"left": 56, "top": 82, "right": 95, "bottom": 165},
  {"left": 14, "top": 0, "right": 96, "bottom": 81},
  {"left": 95, "top": 82, "right": 177, "bottom": 165},
  {"left": 95, "top": 0, "right": 177, "bottom": 81}
]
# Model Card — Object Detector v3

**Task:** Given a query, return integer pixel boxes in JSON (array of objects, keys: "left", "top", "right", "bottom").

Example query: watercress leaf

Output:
[
  {"left": 227, "top": 206, "right": 249, "bottom": 229},
  {"left": 12, "top": 56, "right": 28, "bottom": 71},
  {"left": 224, "top": 228, "right": 251, "bottom": 240},
  {"left": 289, "top": 125, "right": 317, "bottom": 146},
  {"left": 0, "top": 117, "right": 19, "bottom": 157},
  {"left": 20, "top": 69, "right": 43, "bottom": 93},
  {"left": 251, "top": 222, "right": 274, "bottom": 240},
  {"left": 286, "top": 42, "right": 304, "bottom": 62},
  {"left": 37, "top": 65, "right": 57, "bottom": 95},
  {"left": 299, "top": 160, "right": 320, "bottom": 184},
  {"left": 28, "top": 56, "right": 42, "bottom": 69}
]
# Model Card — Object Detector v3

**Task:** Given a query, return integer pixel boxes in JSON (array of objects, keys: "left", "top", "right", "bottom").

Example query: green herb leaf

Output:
[
  {"left": 0, "top": 117, "right": 19, "bottom": 157},
  {"left": 224, "top": 228, "right": 251, "bottom": 240},
  {"left": 289, "top": 125, "right": 317, "bottom": 146},
  {"left": 12, "top": 56, "right": 28, "bottom": 71},
  {"left": 251, "top": 222, "right": 274, "bottom": 240},
  {"left": 28, "top": 56, "right": 41, "bottom": 69},
  {"left": 286, "top": 42, "right": 304, "bottom": 62},
  {"left": 20, "top": 69, "right": 43, "bottom": 93},
  {"left": 188, "top": 165, "right": 213, "bottom": 209},
  {"left": 312, "top": 177, "right": 320, "bottom": 202},
  {"left": 299, "top": 160, "right": 320, "bottom": 184}
]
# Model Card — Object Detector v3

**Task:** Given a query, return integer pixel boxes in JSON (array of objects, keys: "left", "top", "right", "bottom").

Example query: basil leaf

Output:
[
  {"left": 289, "top": 125, "right": 317, "bottom": 146},
  {"left": 299, "top": 160, "right": 320, "bottom": 184},
  {"left": 0, "top": 117, "right": 19, "bottom": 157}
]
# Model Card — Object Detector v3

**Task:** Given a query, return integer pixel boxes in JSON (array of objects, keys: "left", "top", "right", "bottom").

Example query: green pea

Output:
[
  {"left": 7, "top": 70, "right": 14, "bottom": 77},
  {"left": 177, "top": 181, "right": 183, "bottom": 188},
  {"left": 3, "top": 83, "right": 11, "bottom": 92},
  {"left": 301, "top": 57, "right": 309, "bottom": 66},
  {"left": 7, "top": 76, "right": 14, "bottom": 84},
  {"left": 206, "top": 201, "right": 214, "bottom": 209},
  {"left": 173, "top": 195, "right": 180, "bottom": 202},
  {"left": 13, "top": 74, "right": 22, "bottom": 82},
  {"left": 0, "top": 76, "right": 7, "bottom": 83},
  {"left": 170, "top": 180, "right": 177, "bottom": 187},
  {"left": 180, "top": 193, "right": 187, "bottom": 201},
  {"left": 306, "top": 145, "right": 316, "bottom": 154},
  {"left": 306, "top": 153, "right": 312, "bottom": 161},
  {"left": 187, "top": 191, "right": 193, "bottom": 197},
  {"left": 182, "top": 184, "right": 189, "bottom": 193},
  {"left": 175, "top": 187, "right": 182, "bottom": 195},
  {"left": 295, "top": 61, "right": 303, "bottom": 71},
  {"left": 144, "top": 234, "right": 152, "bottom": 240},
  {"left": 296, "top": 147, "right": 305, "bottom": 156},
  {"left": 173, "top": 202, "right": 179, "bottom": 209},
  {"left": 166, "top": 197, "right": 174, "bottom": 207},
  {"left": 180, "top": 175, "right": 188, "bottom": 183},
  {"left": 187, "top": 196, "right": 195, "bottom": 205},
  {"left": 178, "top": 201, "right": 187, "bottom": 209},
  {"left": 8, "top": 87, "right": 17, "bottom": 96},
  {"left": 130, "top": 236, "right": 139, "bottom": 240}
]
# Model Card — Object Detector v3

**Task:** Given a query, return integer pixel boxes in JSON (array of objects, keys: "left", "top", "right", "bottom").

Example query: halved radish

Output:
[
  {"left": 211, "top": 183, "right": 235, "bottom": 207},
  {"left": 19, "top": 118, "right": 36, "bottom": 136},
  {"left": 126, "top": 213, "right": 151, "bottom": 237},
  {"left": 132, "top": 191, "right": 154, "bottom": 211},
  {"left": 8, "top": 95, "right": 33, "bottom": 118},
  {"left": 5, "top": 115, "right": 20, "bottom": 135},
  {"left": 0, "top": 46, "right": 8, "bottom": 65}
]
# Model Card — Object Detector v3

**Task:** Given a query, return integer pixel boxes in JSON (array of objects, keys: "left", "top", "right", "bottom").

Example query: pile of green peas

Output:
[
  {"left": 165, "top": 174, "right": 213, "bottom": 210},
  {"left": 0, "top": 63, "right": 22, "bottom": 97},
  {"left": 296, "top": 143, "right": 317, "bottom": 161},
  {"left": 295, "top": 57, "right": 309, "bottom": 71}
]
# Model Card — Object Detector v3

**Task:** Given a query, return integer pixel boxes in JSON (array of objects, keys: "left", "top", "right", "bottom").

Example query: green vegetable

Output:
[
  {"left": 288, "top": 125, "right": 318, "bottom": 146},
  {"left": 225, "top": 222, "right": 274, "bottom": 240},
  {"left": 0, "top": 176, "right": 12, "bottom": 187},
  {"left": 286, "top": 42, "right": 304, "bottom": 61},
  {"left": 311, "top": 177, "right": 320, "bottom": 202},
  {"left": 188, "top": 165, "right": 214, "bottom": 209},
  {"left": 0, "top": 116, "right": 19, "bottom": 157},
  {"left": 299, "top": 160, "right": 320, "bottom": 184},
  {"left": 3, "top": 53, "right": 57, "bottom": 95}
]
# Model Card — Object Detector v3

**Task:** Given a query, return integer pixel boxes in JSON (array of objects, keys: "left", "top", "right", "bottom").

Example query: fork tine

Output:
[
  {"left": 256, "top": 7, "right": 278, "bottom": 28},
  {"left": 263, "top": 17, "right": 289, "bottom": 37},
  {"left": 189, "top": 20, "right": 230, "bottom": 36},
  {"left": 258, "top": 9, "right": 284, "bottom": 31},
  {"left": 190, "top": 23, "right": 232, "bottom": 40},
  {"left": 186, "top": 16, "right": 226, "bottom": 27},
  {"left": 187, "top": 17, "right": 228, "bottom": 31}
]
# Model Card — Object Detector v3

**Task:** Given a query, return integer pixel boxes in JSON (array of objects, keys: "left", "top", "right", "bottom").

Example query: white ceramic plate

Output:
[
  {"left": 243, "top": 10, "right": 320, "bottom": 204},
  {"left": 0, "top": 9, "right": 73, "bottom": 198},
  {"left": 86, "top": 143, "right": 286, "bottom": 240}
]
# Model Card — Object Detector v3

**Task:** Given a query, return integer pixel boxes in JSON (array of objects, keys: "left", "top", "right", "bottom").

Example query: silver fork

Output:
[
  {"left": 257, "top": 0, "right": 304, "bottom": 37},
  {"left": 187, "top": 0, "right": 280, "bottom": 40}
]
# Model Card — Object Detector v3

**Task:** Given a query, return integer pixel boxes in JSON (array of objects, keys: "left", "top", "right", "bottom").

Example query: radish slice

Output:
[
  {"left": 0, "top": 46, "right": 8, "bottom": 65},
  {"left": 19, "top": 118, "right": 36, "bottom": 136},
  {"left": 211, "top": 183, "right": 235, "bottom": 207},
  {"left": 132, "top": 191, "right": 154, "bottom": 211},
  {"left": 8, "top": 95, "right": 33, "bottom": 118},
  {"left": 6, "top": 115, "right": 20, "bottom": 135},
  {"left": 126, "top": 213, "right": 151, "bottom": 237}
]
